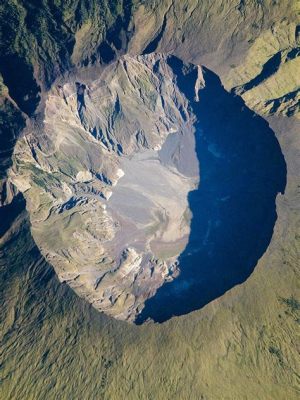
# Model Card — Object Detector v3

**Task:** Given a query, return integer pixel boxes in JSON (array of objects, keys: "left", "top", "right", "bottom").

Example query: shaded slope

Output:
[{"left": 137, "top": 63, "right": 287, "bottom": 323}]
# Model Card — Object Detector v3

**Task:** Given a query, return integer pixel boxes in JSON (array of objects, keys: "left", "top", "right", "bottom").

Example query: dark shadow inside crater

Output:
[{"left": 136, "top": 58, "right": 287, "bottom": 324}]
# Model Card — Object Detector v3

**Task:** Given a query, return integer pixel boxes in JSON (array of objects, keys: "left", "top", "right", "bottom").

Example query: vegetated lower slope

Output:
[
  {"left": 0, "top": 167, "right": 299, "bottom": 400},
  {"left": 0, "top": 0, "right": 299, "bottom": 399}
]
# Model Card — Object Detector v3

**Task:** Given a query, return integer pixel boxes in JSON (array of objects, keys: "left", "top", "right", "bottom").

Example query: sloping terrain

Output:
[{"left": 0, "top": 0, "right": 299, "bottom": 399}]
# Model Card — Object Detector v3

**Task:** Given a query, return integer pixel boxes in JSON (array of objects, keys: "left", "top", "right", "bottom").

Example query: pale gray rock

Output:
[{"left": 8, "top": 53, "right": 202, "bottom": 321}]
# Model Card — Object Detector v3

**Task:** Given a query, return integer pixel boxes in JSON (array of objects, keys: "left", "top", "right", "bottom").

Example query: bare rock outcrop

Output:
[{"left": 8, "top": 53, "right": 203, "bottom": 321}]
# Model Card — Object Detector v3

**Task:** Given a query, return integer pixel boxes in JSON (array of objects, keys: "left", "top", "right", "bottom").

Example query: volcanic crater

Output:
[{"left": 9, "top": 53, "right": 286, "bottom": 323}]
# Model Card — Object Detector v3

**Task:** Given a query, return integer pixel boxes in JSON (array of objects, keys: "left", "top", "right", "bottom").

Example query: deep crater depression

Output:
[
  {"left": 137, "top": 58, "right": 287, "bottom": 323},
  {"left": 8, "top": 54, "right": 286, "bottom": 324}
]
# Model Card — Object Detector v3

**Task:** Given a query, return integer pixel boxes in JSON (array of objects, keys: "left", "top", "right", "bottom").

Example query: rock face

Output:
[{"left": 9, "top": 53, "right": 204, "bottom": 321}]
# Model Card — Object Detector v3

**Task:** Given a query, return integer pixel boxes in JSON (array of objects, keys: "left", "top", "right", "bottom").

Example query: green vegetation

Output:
[
  {"left": 281, "top": 296, "right": 300, "bottom": 312},
  {"left": 0, "top": 93, "right": 25, "bottom": 180},
  {"left": 0, "top": 0, "right": 135, "bottom": 113},
  {"left": 0, "top": 199, "right": 299, "bottom": 399}
]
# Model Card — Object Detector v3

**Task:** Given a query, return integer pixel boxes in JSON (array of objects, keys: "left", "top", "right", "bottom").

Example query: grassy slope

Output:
[
  {"left": 0, "top": 1, "right": 299, "bottom": 399},
  {"left": 0, "top": 160, "right": 299, "bottom": 400}
]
